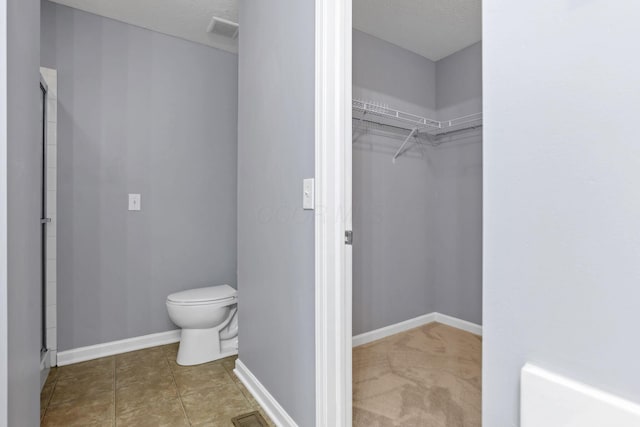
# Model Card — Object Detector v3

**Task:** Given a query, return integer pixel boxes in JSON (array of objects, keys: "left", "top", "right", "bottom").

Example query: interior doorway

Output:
[
  {"left": 350, "top": 1, "right": 482, "bottom": 424},
  {"left": 314, "top": 0, "right": 482, "bottom": 424}
]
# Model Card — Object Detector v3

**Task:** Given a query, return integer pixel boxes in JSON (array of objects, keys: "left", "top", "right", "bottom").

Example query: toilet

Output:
[{"left": 166, "top": 284, "right": 238, "bottom": 366}]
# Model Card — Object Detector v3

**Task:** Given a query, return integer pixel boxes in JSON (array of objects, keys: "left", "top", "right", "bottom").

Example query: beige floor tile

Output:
[
  {"left": 48, "top": 374, "right": 114, "bottom": 409},
  {"left": 41, "top": 393, "right": 114, "bottom": 427},
  {"left": 41, "top": 348, "right": 275, "bottom": 427},
  {"left": 45, "top": 367, "right": 59, "bottom": 385},
  {"left": 115, "top": 397, "right": 189, "bottom": 427},
  {"left": 116, "top": 361, "right": 173, "bottom": 388},
  {"left": 169, "top": 360, "right": 233, "bottom": 395},
  {"left": 233, "top": 378, "right": 260, "bottom": 409},
  {"left": 57, "top": 357, "right": 114, "bottom": 381},
  {"left": 40, "top": 379, "right": 56, "bottom": 415},
  {"left": 161, "top": 343, "right": 179, "bottom": 360},
  {"left": 191, "top": 422, "right": 231, "bottom": 427},
  {"left": 116, "top": 374, "right": 179, "bottom": 412},
  {"left": 180, "top": 381, "right": 253, "bottom": 425},
  {"left": 116, "top": 347, "right": 167, "bottom": 369}
]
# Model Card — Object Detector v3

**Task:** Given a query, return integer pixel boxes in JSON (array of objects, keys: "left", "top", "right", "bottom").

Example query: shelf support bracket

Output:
[
  {"left": 392, "top": 127, "right": 418, "bottom": 163},
  {"left": 352, "top": 110, "right": 366, "bottom": 140}
]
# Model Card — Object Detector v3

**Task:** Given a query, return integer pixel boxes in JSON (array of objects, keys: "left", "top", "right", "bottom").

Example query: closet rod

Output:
[{"left": 433, "top": 124, "right": 483, "bottom": 138}]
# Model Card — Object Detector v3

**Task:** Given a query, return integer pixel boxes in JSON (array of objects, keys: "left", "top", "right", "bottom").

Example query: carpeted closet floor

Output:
[{"left": 353, "top": 322, "right": 482, "bottom": 426}]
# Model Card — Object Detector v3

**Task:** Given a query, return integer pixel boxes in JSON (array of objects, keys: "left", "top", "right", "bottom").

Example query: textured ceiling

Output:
[
  {"left": 50, "top": 0, "right": 481, "bottom": 60},
  {"left": 49, "top": 0, "right": 239, "bottom": 53},
  {"left": 353, "top": 0, "right": 482, "bottom": 61}
]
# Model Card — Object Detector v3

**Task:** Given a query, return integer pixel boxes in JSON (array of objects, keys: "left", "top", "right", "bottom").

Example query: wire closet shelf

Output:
[
  {"left": 352, "top": 99, "right": 483, "bottom": 161},
  {"left": 352, "top": 99, "right": 482, "bottom": 136}
]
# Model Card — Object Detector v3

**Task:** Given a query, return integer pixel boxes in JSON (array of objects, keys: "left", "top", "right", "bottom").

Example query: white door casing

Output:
[{"left": 314, "top": 0, "right": 352, "bottom": 425}]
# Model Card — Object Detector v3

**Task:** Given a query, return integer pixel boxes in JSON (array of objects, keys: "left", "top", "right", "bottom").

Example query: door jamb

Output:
[{"left": 314, "top": 0, "right": 352, "bottom": 425}]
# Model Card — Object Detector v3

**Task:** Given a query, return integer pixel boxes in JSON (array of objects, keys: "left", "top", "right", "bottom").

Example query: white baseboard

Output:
[
  {"left": 352, "top": 312, "right": 482, "bottom": 347},
  {"left": 234, "top": 359, "right": 298, "bottom": 427},
  {"left": 434, "top": 312, "right": 483, "bottom": 336},
  {"left": 352, "top": 313, "right": 436, "bottom": 347},
  {"left": 57, "top": 329, "right": 181, "bottom": 366}
]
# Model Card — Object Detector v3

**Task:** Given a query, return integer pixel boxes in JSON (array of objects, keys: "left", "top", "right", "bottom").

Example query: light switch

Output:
[
  {"left": 303, "top": 178, "right": 314, "bottom": 210},
  {"left": 128, "top": 194, "right": 141, "bottom": 211}
]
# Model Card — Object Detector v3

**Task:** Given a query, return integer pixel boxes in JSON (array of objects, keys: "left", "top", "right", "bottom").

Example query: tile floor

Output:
[
  {"left": 42, "top": 322, "right": 480, "bottom": 426},
  {"left": 353, "top": 322, "right": 482, "bottom": 426},
  {"left": 40, "top": 343, "right": 274, "bottom": 427}
]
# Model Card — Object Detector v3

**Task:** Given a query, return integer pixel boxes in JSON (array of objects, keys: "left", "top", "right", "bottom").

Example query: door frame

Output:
[
  {"left": 39, "top": 74, "right": 47, "bottom": 358},
  {"left": 314, "top": 0, "right": 352, "bottom": 425}
]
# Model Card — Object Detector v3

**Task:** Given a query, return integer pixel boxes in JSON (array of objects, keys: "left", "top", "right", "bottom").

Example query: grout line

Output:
[
  {"left": 166, "top": 352, "right": 191, "bottom": 426},
  {"left": 41, "top": 370, "right": 59, "bottom": 422}
]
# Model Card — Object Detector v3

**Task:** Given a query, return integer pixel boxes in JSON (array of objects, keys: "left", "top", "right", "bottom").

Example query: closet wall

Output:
[
  {"left": 353, "top": 31, "right": 482, "bottom": 335},
  {"left": 352, "top": 30, "right": 438, "bottom": 335},
  {"left": 433, "top": 43, "right": 483, "bottom": 325}
]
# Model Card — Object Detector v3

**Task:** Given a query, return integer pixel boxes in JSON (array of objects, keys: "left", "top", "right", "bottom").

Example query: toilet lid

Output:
[{"left": 167, "top": 284, "right": 237, "bottom": 304}]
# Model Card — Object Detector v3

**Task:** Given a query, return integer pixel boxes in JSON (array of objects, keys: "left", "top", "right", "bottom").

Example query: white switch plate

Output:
[
  {"left": 128, "top": 194, "right": 141, "bottom": 211},
  {"left": 303, "top": 178, "right": 314, "bottom": 210}
]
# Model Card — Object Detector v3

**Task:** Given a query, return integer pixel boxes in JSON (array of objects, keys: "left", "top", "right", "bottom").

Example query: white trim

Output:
[
  {"left": 57, "top": 330, "right": 180, "bottom": 366},
  {"left": 40, "top": 67, "right": 58, "bottom": 367},
  {"left": 352, "top": 313, "right": 437, "bottom": 347},
  {"left": 352, "top": 312, "right": 482, "bottom": 347},
  {"left": 521, "top": 364, "right": 640, "bottom": 426},
  {"left": 434, "top": 313, "right": 483, "bottom": 336},
  {"left": 314, "top": 0, "right": 352, "bottom": 425},
  {"left": 234, "top": 359, "right": 298, "bottom": 427}
]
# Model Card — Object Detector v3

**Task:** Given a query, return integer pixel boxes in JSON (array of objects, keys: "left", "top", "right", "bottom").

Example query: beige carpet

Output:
[{"left": 353, "top": 322, "right": 482, "bottom": 426}]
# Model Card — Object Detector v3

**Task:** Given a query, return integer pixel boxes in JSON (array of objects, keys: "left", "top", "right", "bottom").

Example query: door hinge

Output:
[
  {"left": 345, "top": 230, "right": 353, "bottom": 245},
  {"left": 40, "top": 218, "right": 51, "bottom": 224}
]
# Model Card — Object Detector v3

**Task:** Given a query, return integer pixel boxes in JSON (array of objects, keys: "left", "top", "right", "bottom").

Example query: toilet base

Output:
[{"left": 176, "top": 328, "right": 238, "bottom": 366}]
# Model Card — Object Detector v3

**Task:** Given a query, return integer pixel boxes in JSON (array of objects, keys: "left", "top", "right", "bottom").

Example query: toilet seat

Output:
[{"left": 167, "top": 284, "right": 237, "bottom": 306}]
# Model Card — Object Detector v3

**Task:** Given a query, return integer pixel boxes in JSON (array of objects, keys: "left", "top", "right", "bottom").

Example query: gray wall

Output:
[
  {"left": 352, "top": 30, "right": 438, "bottom": 335},
  {"left": 41, "top": 1, "right": 238, "bottom": 351},
  {"left": 484, "top": 1, "right": 640, "bottom": 425},
  {"left": 237, "top": 0, "right": 315, "bottom": 425},
  {"left": 6, "top": 0, "right": 42, "bottom": 424},
  {"left": 433, "top": 42, "right": 482, "bottom": 325},
  {"left": 352, "top": 32, "right": 482, "bottom": 334}
]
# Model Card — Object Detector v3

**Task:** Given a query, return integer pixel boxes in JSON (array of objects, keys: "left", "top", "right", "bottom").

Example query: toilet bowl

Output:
[{"left": 166, "top": 284, "right": 238, "bottom": 366}]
